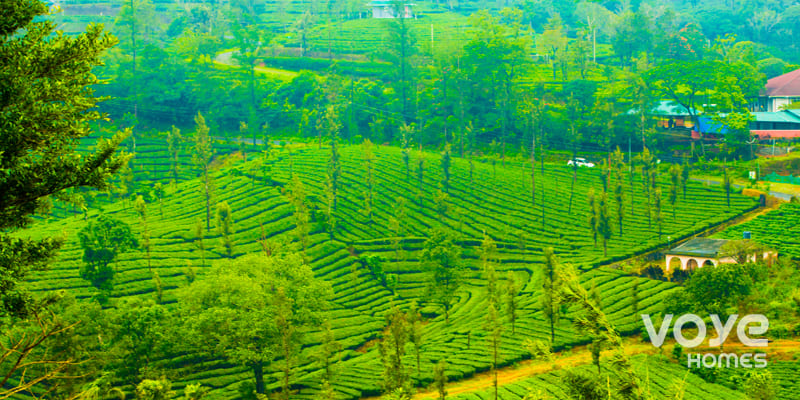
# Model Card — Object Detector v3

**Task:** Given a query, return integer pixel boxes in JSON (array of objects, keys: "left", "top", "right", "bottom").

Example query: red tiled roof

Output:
[{"left": 763, "top": 68, "right": 800, "bottom": 97}]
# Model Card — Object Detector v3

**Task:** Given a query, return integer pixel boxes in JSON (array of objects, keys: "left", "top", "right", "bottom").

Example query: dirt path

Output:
[{"left": 409, "top": 339, "right": 800, "bottom": 400}]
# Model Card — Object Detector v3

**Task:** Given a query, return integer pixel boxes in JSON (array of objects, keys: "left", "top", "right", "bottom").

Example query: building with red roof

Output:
[{"left": 754, "top": 68, "right": 800, "bottom": 112}]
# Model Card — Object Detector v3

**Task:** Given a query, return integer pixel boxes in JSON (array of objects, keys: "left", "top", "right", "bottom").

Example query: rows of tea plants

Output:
[
  {"left": 300, "top": 13, "right": 473, "bottom": 55},
  {"left": 714, "top": 202, "right": 800, "bottom": 259},
  {"left": 447, "top": 355, "right": 747, "bottom": 400},
  {"left": 22, "top": 143, "right": 757, "bottom": 399}
]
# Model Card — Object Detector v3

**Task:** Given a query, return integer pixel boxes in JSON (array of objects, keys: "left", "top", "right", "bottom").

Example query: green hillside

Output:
[{"left": 21, "top": 140, "right": 758, "bottom": 398}]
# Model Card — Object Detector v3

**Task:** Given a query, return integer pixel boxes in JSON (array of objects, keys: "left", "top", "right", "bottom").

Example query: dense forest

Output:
[{"left": 3, "top": 0, "right": 800, "bottom": 399}]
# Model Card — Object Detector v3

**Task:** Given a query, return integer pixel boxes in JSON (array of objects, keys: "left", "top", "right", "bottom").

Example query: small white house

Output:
[{"left": 368, "top": 0, "right": 415, "bottom": 19}]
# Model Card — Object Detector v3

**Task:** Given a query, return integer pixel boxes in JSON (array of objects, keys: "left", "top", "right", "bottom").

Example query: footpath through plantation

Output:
[{"left": 23, "top": 140, "right": 757, "bottom": 398}]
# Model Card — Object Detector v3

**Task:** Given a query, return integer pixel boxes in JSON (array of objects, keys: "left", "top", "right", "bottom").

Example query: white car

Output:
[{"left": 567, "top": 157, "right": 595, "bottom": 168}]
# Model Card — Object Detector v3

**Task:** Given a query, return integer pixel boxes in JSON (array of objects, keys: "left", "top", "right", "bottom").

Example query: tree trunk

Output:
[
  {"left": 531, "top": 130, "right": 536, "bottom": 207},
  {"left": 253, "top": 361, "right": 265, "bottom": 394}
]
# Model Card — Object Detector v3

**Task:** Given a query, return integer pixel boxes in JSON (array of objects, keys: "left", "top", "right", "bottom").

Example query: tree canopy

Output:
[{"left": 1, "top": 0, "right": 128, "bottom": 318}]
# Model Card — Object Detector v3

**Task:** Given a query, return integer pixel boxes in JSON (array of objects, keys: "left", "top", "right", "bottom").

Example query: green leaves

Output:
[
  {"left": 178, "top": 252, "right": 331, "bottom": 393},
  {"left": 421, "top": 228, "right": 464, "bottom": 323},
  {"left": 77, "top": 215, "right": 137, "bottom": 291},
  {"left": 1, "top": 0, "right": 125, "bottom": 315}
]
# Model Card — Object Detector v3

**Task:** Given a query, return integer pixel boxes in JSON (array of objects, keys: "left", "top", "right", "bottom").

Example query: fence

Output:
[{"left": 763, "top": 171, "right": 800, "bottom": 185}]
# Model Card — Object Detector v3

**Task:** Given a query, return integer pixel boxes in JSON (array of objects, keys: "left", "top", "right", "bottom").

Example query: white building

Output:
[
  {"left": 753, "top": 68, "right": 800, "bottom": 112},
  {"left": 368, "top": 0, "right": 414, "bottom": 19}
]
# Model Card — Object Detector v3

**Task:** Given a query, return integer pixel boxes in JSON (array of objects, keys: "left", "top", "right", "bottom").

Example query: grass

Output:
[{"left": 21, "top": 137, "right": 760, "bottom": 399}]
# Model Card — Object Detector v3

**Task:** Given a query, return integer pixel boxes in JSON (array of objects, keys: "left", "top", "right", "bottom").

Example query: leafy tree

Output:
[
  {"left": 719, "top": 240, "right": 768, "bottom": 265},
  {"left": 638, "top": 147, "right": 655, "bottom": 228},
  {"left": 744, "top": 370, "right": 777, "bottom": 400},
  {"left": 654, "top": 187, "right": 663, "bottom": 239},
  {"left": 541, "top": 248, "right": 562, "bottom": 349},
  {"left": 612, "top": 147, "right": 626, "bottom": 235},
  {"left": 683, "top": 262, "right": 760, "bottom": 315},
  {"left": 78, "top": 215, "right": 137, "bottom": 292},
  {"left": 669, "top": 164, "right": 680, "bottom": 219},
  {"left": 385, "top": 0, "right": 417, "bottom": 124},
  {"left": 406, "top": 302, "right": 424, "bottom": 380},
  {"left": 193, "top": 218, "right": 205, "bottom": 268},
  {"left": 110, "top": 298, "right": 171, "bottom": 383},
  {"left": 135, "top": 377, "right": 173, "bottom": 400},
  {"left": 514, "top": 229, "right": 528, "bottom": 262},
  {"left": 505, "top": 271, "right": 520, "bottom": 334},
  {"left": 421, "top": 228, "right": 464, "bottom": 323},
  {"left": 314, "top": 320, "right": 342, "bottom": 383},
  {"left": 538, "top": 16, "right": 568, "bottom": 80},
  {"left": 400, "top": 123, "right": 414, "bottom": 181},
  {"left": 416, "top": 148, "right": 425, "bottom": 205},
  {"left": 134, "top": 195, "right": 152, "bottom": 270},
  {"left": 388, "top": 197, "right": 407, "bottom": 263},
  {"left": 179, "top": 253, "right": 331, "bottom": 395},
  {"left": 166, "top": 126, "right": 182, "bottom": 186},
  {"left": 480, "top": 232, "right": 499, "bottom": 303},
  {"left": 597, "top": 191, "right": 613, "bottom": 257},
  {"left": 231, "top": 27, "right": 272, "bottom": 142},
  {"left": 587, "top": 189, "right": 598, "bottom": 247},
  {"left": 362, "top": 139, "right": 375, "bottom": 222},
  {"left": 153, "top": 182, "right": 165, "bottom": 219},
  {"left": 484, "top": 301, "right": 502, "bottom": 400},
  {"left": 440, "top": 144, "right": 452, "bottom": 193},
  {"left": 324, "top": 105, "right": 342, "bottom": 212},
  {"left": 192, "top": 112, "right": 215, "bottom": 229},
  {"left": 612, "top": 11, "right": 653, "bottom": 66},
  {"left": 114, "top": 0, "right": 157, "bottom": 126},
  {"left": 379, "top": 304, "right": 411, "bottom": 394},
  {"left": 216, "top": 201, "right": 235, "bottom": 258},
  {"left": 558, "top": 266, "right": 645, "bottom": 398},
  {"left": 434, "top": 189, "right": 449, "bottom": 220},
  {"left": 682, "top": 161, "right": 690, "bottom": 201},
  {"left": 631, "top": 277, "right": 640, "bottom": 316},
  {"left": 287, "top": 176, "right": 310, "bottom": 252},
  {"left": 723, "top": 165, "right": 731, "bottom": 208},
  {"left": 433, "top": 361, "right": 447, "bottom": 400},
  {"left": 0, "top": 0, "right": 128, "bottom": 321}
]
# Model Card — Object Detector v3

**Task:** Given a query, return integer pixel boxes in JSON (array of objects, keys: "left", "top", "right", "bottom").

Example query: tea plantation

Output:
[{"left": 22, "top": 139, "right": 759, "bottom": 399}]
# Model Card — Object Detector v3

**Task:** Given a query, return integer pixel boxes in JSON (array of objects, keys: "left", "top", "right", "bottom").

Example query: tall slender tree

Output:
[
  {"left": 379, "top": 304, "right": 410, "bottom": 395},
  {"left": 505, "top": 271, "right": 519, "bottom": 334},
  {"left": 362, "top": 139, "right": 375, "bottom": 222},
  {"left": 166, "top": 126, "right": 182, "bottom": 186},
  {"left": 440, "top": 144, "right": 452, "bottom": 193},
  {"left": 612, "top": 147, "right": 625, "bottom": 235},
  {"left": 669, "top": 164, "right": 680, "bottom": 220},
  {"left": 597, "top": 191, "right": 612, "bottom": 257},
  {"left": 421, "top": 228, "right": 464, "bottom": 324},
  {"left": 541, "top": 247, "right": 562, "bottom": 349},
  {"left": 216, "top": 201, "right": 235, "bottom": 258},
  {"left": 588, "top": 189, "right": 598, "bottom": 247},
  {"left": 134, "top": 195, "right": 151, "bottom": 271},
  {"left": 192, "top": 113, "right": 215, "bottom": 229},
  {"left": 386, "top": 0, "right": 417, "bottom": 124}
]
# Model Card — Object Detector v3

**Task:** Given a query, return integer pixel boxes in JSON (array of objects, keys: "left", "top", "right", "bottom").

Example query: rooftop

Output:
[
  {"left": 753, "top": 111, "right": 800, "bottom": 123},
  {"left": 668, "top": 238, "right": 729, "bottom": 257},
  {"left": 763, "top": 68, "right": 800, "bottom": 97},
  {"left": 627, "top": 100, "right": 698, "bottom": 117}
]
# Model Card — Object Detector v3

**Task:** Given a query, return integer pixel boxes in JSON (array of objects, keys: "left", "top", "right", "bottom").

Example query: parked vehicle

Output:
[{"left": 567, "top": 157, "right": 595, "bottom": 168}]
